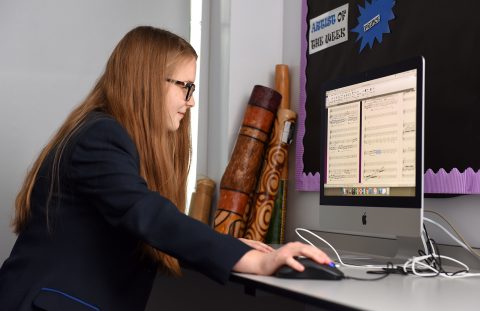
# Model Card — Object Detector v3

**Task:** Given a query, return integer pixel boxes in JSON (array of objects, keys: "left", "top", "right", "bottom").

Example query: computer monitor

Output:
[{"left": 318, "top": 57, "right": 425, "bottom": 262}]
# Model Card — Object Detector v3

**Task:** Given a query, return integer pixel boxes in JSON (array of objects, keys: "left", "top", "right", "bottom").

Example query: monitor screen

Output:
[{"left": 317, "top": 57, "right": 424, "bottom": 259}]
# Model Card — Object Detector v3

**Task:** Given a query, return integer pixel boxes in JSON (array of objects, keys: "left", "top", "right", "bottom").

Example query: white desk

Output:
[{"left": 230, "top": 266, "right": 480, "bottom": 311}]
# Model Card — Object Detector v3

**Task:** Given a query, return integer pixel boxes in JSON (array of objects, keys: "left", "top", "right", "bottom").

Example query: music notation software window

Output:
[{"left": 324, "top": 70, "right": 417, "bottom": 197}]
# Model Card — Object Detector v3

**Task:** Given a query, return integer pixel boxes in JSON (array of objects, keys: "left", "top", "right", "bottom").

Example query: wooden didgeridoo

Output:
[
  {"left": 266, "top": 64, "right": 295, "bottom": 244},
  {"left": 245, "top": 66, "right": 291, "bottom": 233},
  {"left": 213, "top": 85, "right": 281, "bottom": 237},
  {"left": 244, "top": 107, "right": 297, "bottom": 241}
]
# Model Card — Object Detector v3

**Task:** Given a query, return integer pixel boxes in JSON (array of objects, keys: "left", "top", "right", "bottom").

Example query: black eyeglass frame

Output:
[{"left": 166, "top": 78, "right": 196, "bottom": 101}]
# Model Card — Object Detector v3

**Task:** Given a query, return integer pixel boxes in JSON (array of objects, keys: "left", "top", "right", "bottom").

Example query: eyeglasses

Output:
[{"left": 166, "top": 78, "right": 196, "bottom": 101}]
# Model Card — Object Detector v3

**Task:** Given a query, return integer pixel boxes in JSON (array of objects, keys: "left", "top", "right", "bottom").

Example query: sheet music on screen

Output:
[{"left": 324, "top": 69, "right": 417, "bottom": 197}]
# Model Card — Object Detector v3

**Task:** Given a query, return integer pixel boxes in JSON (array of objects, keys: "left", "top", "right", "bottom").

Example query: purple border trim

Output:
[
  {"left": 295, "top": 0, "right": 320, "bottom": 191},
  {"left": 424, "top": 168, "right": 480, "bottom": 194},
  {"left": 294, "top": 0, "right": 480, "bottom": 194}
]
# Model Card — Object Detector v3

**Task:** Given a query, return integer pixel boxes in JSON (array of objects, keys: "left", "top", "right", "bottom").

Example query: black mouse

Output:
[{"left": 274, "top": 257, "right": 344, "bottom": 280}]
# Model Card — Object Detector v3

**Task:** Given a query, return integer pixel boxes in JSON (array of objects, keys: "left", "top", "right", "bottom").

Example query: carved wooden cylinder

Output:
[
  {"left": 214, "top": 85, "right": 281, "bottom": 237},
  {"left": 244, "top": 108, "right": 297, "bottom": 241}
]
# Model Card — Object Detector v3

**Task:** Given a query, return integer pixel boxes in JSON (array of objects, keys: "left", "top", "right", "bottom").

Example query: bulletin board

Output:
[{"left": 296, "top": 0, "right": 480, "bottom": 194}]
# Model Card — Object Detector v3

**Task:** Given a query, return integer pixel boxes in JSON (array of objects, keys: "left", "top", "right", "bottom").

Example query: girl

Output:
[{"left": 0, "top": 26, "right": 331, "bottom": 311}]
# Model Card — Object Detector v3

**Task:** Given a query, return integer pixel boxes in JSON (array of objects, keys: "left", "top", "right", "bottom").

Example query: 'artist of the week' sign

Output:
[{"left": 309, "top": 3, "right": 349, "bottom": 55}]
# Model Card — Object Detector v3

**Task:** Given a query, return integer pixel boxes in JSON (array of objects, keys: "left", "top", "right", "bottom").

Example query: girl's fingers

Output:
[
  {"left": 298, "top": 247, "right": 331, "bottom": 264},
  {"left": 280, "top": 242, "right": 333, "bottom": 266}
]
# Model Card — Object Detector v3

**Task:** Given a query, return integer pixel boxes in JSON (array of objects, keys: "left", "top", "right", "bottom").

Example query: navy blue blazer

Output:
[{"left": 0, "top": 111, "right": 250, "bottom": 311}]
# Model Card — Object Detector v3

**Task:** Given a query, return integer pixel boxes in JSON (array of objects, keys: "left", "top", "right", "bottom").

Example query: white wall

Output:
[
  {"left": 204, "top": 0, "right": 284, "bottom": 184},
  {"left": 0, "top": 0, "right": 190, "bottom": 262},
  {"left": 205, "top": 0, "right": 480, "bottom": 252}
]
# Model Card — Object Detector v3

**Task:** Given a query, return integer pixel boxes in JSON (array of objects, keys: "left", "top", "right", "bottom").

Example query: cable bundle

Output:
[{"left": 295, "top": 212, "right": 480, "bottom": 280}]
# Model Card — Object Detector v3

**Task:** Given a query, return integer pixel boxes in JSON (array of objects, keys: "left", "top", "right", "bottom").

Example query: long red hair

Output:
[{"left": 13, "top": 26, "right": 196, "bottom": 275}]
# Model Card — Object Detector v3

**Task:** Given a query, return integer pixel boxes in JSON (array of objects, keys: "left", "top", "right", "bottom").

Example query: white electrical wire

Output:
[
  {"left": 402, "top": 254, "right": 480, "bottom": 278},
  {"left": 420, "top": 227, "right": 429, "bottom": 255},
  {"left": 295, "top": 228, "right": 394, "bottom": 270},
  {"left": 295, "top": 227, "right": 480, "bottom": 278}
]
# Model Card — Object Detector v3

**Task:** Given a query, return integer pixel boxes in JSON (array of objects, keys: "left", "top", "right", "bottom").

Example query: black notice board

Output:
[{"left": 296, "top": 0, "right": 480, "bottom": 194}]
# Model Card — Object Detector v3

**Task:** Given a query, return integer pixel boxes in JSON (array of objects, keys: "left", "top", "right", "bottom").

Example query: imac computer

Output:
[{"left": 318, "top": 57, "right": 425, "bottom": 263}]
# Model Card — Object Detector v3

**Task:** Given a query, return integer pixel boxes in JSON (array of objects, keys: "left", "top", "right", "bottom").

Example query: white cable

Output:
[
  {"left": 296, "top": 227, "right": 480, "bottom": 278},
  {"left": 428, "top": 237, "right": 437, "bottom": 256},
  {"left": 403, "top": 253, "right": 468, "bottom": 275},
  {"left": 420, "top": 227, "right": 429, "bottom": 255},
  {"left": 295, "top": 228, "right": 393, "bottom": 270},
  {"left": 403, "top": 254, "right": 480, "bottom": 278}
]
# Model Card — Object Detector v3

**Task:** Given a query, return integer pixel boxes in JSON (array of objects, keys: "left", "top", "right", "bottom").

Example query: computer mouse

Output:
[{"left": 274, "top": 257, "right": 344, "bottom": 280}]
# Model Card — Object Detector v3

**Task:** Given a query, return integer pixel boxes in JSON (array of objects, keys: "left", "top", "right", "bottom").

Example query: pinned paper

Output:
[{"left": 309, "top": 3, "right": 349, "bottom": 55}]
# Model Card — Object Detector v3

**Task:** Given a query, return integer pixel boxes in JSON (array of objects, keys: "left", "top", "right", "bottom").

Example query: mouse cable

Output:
[
  {"left": 344, "top": 273, "right": 391, "bottom": 281},
  {"left": 295, "top": 228, "right": 397, "bottom": 270},
  {"left": 295, "top": 228, "right": 397, "bottom": 281},
  {"left": 344, "top": 262, "right": 396, "bottom": 281}
]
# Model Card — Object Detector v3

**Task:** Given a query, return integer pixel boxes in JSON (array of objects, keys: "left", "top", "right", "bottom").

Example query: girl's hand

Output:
[{"left": 233, "top": 241, "right": 332, "bottom": 275}]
